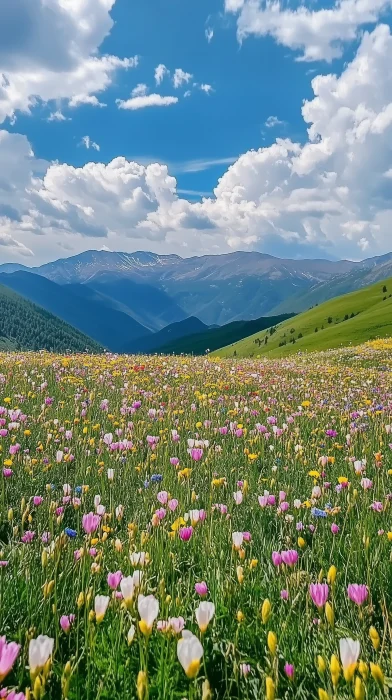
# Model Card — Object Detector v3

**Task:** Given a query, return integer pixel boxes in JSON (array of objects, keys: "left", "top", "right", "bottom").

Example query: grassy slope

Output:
[
  {"left": 214, "top": 277, "right": 392, "bottom": 358},
  {"left": 158, "top": 313, "right": 295, "bottom": 355}
]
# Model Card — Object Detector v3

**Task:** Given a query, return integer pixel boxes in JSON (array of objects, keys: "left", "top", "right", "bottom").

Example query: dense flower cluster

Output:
[{"left": 0, "top": 344, "right": 391, "bottom": 698}]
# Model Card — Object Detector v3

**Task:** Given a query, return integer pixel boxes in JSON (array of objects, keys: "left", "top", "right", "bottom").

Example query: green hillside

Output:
[
  {"left": 214, "top": 278, "right": 392, "bottom": 358},
  {"left": 157, "top": 313, "right": 295, "bottom": 355},
  {"left": 0, "top": 284, "right": 103, "bottom": 353}
]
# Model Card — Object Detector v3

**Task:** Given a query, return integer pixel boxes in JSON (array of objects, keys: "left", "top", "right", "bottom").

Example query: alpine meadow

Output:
[
  {"left": 2, "top": 0, "right": 392, "bottom": 698},
  {"left": 0, "top": 344, "right": 391, "bottom": 698}
]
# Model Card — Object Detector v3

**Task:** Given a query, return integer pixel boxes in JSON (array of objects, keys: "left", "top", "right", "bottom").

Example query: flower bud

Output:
[
  {"left": 369, "top": 626, "right": 380, "bottom": 650},
  {"left": 265, "top": 676, "right": 275, "bottom": 700},
  {"left": 318, "top": 690, "right": 330, "bottom": 700},
  {"left": 354, "top": 676, "right": 365, "bottom": 700},
  {"left": 137, "top": 670, "right": 147, "bottom": 700},
  {"left": 317, "top": 656, "right": 326, "bottom": 674},
  {"left": 325, "top": 602, "right": 334, "bottom": 627},
  {"left": 202, "top": 679, "right": 212, "bottom": 700},
  {"left": 358, "top": 661, "right": 368, "bottom": 679},
  {"left": 261, "top": 599, "right": 271, "bottom": 624},
  {"left": 370, "top": 663, "right": 384, "bottom": 687},
  {"left": 330, "top": 654, "right": 340, "bottom": 687},
  {"left": 267, "top": 631, "right": 277, "bottom": 656}
]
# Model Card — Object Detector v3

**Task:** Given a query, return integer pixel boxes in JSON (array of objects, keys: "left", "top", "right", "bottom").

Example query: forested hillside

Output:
[{"left": 0, "top": 285, "right": 102, "bottom": 352}]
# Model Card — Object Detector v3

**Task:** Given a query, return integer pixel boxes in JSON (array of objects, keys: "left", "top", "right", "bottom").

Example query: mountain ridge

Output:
[{"left": 2, "top": 249, "right": 392, "bottom": 329}]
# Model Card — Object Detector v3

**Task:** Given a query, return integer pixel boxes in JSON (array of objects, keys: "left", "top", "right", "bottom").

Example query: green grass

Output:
[{"left": 214, "top": 277, "right": 392, "bottom": 358}]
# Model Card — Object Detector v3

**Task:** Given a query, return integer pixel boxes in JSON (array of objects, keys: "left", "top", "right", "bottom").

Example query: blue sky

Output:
[
  {"left": 8, "top": 0, "right": 313, "bottom": 197},
  {"left": 1, "top": 0, "right": 392, "bottom": 263}
]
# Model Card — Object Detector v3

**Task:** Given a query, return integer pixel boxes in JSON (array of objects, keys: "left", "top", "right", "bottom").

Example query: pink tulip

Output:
[
  {"left": 347, "top": 584, "right": 368, "bottom": 606},
  {"left": 284, "top": 663, "right": 295, "bottom": 679},
  {"left": 189, "top": 448, "right": 203, "bottom": 461},
  {"left": 60, "top": 615, "right": 71, "bottom": 633},
  {"left": 195, "top": 581, "right": 208, "bottom": 597},
  {"left": 82, "top": 512, "right": 100, "bottom": 534},
  {"left": 272, "top": 551, "right": 282, "bottom": 567},
  {"left": 281, "top": 550, "right": 298, "bottom": 566},
  {"left": 168, "top": 616, "right": 185, "bottom": 634},
  {"left": 21, "top": 531, "right": 35, "bottom": 544},
  {"left": 309, "top": 583, "right": 329, "bottom": 608},
  {"left": 179, "top": 526, "right": 193, "bottom": 541},
  {"left": 157, "top": 491, "right": 168, "bottom": 505},
  {"left": 0, "top": 635, "right": 20, "bottom": 682},
  {"left": 168, "top": 499, "right": 178, "bottom": 511},
  {"left": 107, "top": 571, "right": 123, "bottom": 590}
]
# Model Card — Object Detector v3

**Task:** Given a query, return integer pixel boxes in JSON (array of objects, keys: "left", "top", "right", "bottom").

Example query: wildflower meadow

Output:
[{"left": 0, "top": 342, "right": 391, "bottom": 699}]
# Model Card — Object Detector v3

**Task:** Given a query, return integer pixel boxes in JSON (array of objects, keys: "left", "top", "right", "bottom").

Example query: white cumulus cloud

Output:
[
  {"left": 0, "top": 0, "right": 137, "bottom": 122},
  {"left": 154, "top": 64, "right": 170, "bottom": 85},
  {"left": 226, "top": 0, "right": 392, "bottom": 62},
  {"left": 47, "top": 110, "right": 68, "bottom": 122},
  {"left": 81, "top": 136, "right": 100, "bottom": 151},
  {"left": 68, "top": 95, "right": 107, "bottom": 108},
  {"left": 265, "top": 115, "right": 284, "bottom": 128},
  {"left": 116, "top": 93, "right": 178, "bottom": 110},
  {"left": 2, "top": 26, "right": 392, "bottom": 262},
  {"left": 173, "top": 68, "right": 193, "bottom": 88}
]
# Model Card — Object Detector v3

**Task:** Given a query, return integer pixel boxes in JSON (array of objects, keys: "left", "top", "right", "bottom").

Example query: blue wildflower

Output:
[
  {"left": 64, "top": 527, "right": 77, "bottom": 538},
  {"left": 311, "top": 507, "right": 327, "bottom": 518},
  {"left": 151, "top": 474, "right": 163, "bottom": 483}
]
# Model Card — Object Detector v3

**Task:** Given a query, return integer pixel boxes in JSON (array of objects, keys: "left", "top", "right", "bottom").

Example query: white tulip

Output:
[
  {"left": 132, "top": 569, "right": 143, "bottom": 588},
  {"left": 29, "top": 635, "right": 54, "bottom": 674},
  {"left": 120, "top": 576, "right": 135, "bottom": 606},
  {"left": 177, "top": 631, "right": 203, "bottom": 678},
  {"left": 195, "top": 601, "right": 215, "bottom": 632},
  {"left": 138, "top": 594, "right": 159, "bottom": 635},
  {"left": 130, "top": 551, "right": 149, "bottom": 567},
  {"left": 94, "top": 595, "right": 110, "bottom": 623},
  {"left": 232, "top": 531, "right": 243, "bottom": 550},
  {"left": 339, "top": 638, "right": 360, "bottom": 681},
  {"left": 188, "top": 509, "right": 201, "bottom": 525}
]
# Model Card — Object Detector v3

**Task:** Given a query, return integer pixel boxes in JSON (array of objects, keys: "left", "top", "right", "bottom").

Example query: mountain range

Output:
[{"left": 1, "top": 248, "right": 392, "bottom": 353}]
